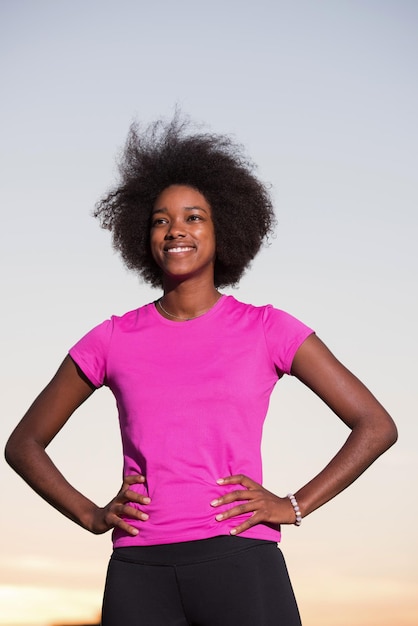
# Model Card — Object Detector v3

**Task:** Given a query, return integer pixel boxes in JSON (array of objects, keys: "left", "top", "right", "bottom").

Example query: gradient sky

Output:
[{"left": 1, "top": 1, "right": 417, "bottom": 625}]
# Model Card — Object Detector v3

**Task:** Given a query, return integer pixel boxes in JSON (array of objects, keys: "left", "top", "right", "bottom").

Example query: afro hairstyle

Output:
[{"left": 94, "top": 113, "right": 276, "bottom": 288}]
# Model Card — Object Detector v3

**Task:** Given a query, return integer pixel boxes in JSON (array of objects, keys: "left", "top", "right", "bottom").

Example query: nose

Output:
[{"left": 165, "top": 218, "right": 186, "bottom": 239}]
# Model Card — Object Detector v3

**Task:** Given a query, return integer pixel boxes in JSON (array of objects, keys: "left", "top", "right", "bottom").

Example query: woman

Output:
[{"left": 5, "top": 116, "right": 397, "bottom": 626}]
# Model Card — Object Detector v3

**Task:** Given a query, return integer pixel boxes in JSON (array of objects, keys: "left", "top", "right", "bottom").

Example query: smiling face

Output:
[{"left": 150, "top": 185, "right": 217, "bottom": 286}]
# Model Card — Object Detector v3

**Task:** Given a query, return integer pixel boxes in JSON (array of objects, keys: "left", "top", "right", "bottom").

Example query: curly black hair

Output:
[{"left": 94, "top": 114, "right": 276, "bottom": 288}]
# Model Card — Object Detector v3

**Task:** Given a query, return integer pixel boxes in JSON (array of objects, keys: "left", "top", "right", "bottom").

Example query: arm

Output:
[
  {"left": 4, "top": 355, "right": 150, "bottom": 535},
  {"left": 287, "top": 333, "right": 397, "bottom": 516},
  {"left": 211, "top": 334, "right": 398, "bottom": 532}
]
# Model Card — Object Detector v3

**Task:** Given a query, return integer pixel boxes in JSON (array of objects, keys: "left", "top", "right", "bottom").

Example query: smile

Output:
[{"left": 165, "top": 247, "right": 195, "bottom": 253}]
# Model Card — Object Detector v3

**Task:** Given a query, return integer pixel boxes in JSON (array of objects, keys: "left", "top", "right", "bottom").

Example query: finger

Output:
[
  {"left": 105, "top": 504, "right": 149, "bottom": 530},
  {"left": 214, "top": 502, "right": 258, "bottom": 521},
  {"left": 123, "top": 474, "right": 146, "bottom": 485},
  {"left": 109, "top": 514, "right": 140, "bottom": 536},
  {"left": 229, "top": 516, "right": 260, "bottom": 536},
  {"left": 121, "top": 489, "right": 151, "bottom": 505},
  {"left": 217, "top": 474, "right": 258, "bottom": 488},
  {"left": 211, "top": 489, "right": 257, "bottom": 507},
  {"left": 116, "top": 503, "right": 149, "bottom": 521}
]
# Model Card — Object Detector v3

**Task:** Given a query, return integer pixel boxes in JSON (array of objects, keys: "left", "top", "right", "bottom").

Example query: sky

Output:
[{"left": 1, "top": 0, "right": 417, "bottom": 624}]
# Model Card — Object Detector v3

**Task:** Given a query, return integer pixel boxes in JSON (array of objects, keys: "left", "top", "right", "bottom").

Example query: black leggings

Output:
[{"left": 101, "top": 536, "right": 302, "bottom": 626}]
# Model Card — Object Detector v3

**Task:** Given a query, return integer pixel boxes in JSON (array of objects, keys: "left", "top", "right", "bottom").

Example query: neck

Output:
[{"left": 158, "top": 280, "right": 221, "bottom": 321}]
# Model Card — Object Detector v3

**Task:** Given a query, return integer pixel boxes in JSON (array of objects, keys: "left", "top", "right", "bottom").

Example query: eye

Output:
[
  {"left": 187, "top": 214, "right": 203, "bottom": 222},
  {"left": 151, "top": 217, "right": 168, "bottom": 227}
]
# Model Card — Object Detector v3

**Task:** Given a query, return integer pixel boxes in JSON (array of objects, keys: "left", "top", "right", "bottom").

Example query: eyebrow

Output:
[{"left": 151, "top": 205, "right": 210, "bottom": 216}]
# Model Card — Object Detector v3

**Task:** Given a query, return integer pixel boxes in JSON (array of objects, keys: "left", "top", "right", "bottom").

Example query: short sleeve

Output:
[
  {"left": 262, "top": 306, "right": 314, "bottom": 376},
  {"left": 69, "top": 319, "right": 113, "bottom": 388}
]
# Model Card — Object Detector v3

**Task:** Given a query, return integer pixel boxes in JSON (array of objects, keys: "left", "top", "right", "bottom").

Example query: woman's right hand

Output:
[
  {"left": 5, "top": 356, "right": 150, "bottom": 537},
  {"left": 89, "top": 474, "right": 151, "bottom": 536}
]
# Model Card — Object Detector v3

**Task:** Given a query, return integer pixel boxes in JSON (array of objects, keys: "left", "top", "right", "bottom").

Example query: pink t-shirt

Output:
[{"left": 69, "top": 295, "right": 313, "bottom": 547}]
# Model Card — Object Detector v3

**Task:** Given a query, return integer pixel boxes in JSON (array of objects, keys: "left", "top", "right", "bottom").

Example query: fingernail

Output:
[
  {"left": 215, "top": 513, "right": 224, "bottom": 521},
  {"left": 140, "top": 513, "right": 149, "bottom": 520},
  {"left": 230, "top": 528, "right": 237, "bottom": 535},
  {"left": 216, "top": 478, "right": 225, "bottom": 484},
  {"left": 210, "top": 499, "right": 219, "bottom": 506},
  {"left": 143, "top": 497, "right": 151, "bottom": 504}
]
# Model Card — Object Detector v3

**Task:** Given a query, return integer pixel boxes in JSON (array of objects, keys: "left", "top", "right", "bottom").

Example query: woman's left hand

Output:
[{"left": 210, "top": 474, "right": 295, "bottom": 535}]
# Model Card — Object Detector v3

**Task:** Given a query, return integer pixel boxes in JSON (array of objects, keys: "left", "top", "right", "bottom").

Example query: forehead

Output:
[{"left": 153, "top": 184, "right": 211, "bottom": 212}]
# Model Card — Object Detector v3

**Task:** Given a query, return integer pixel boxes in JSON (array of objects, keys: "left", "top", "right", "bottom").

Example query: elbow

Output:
[
  {"left": 385, "top": 419, "right": 398, "bottom": 449},
  {"left": 374, "top": 413, "right": 398, "bottom": 455},
  {"left": 4, "top": 432, "right": 32, "bottom": 473},
  {"left": 354, "top": 411, "right": 398, "bottom": 459},
  {"left": 4, "top": 435, "right": 20, "bottom": 471}
]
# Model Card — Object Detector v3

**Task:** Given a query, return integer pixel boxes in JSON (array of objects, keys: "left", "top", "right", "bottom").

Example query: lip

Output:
[{"left": 163, "top": 244, "right": 196, "bottom": 253}]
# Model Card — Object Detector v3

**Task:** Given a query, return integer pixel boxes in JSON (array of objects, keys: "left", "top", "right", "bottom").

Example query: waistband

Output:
[{"left": 111, "top": 535, "right": 277, "bottom": 566}]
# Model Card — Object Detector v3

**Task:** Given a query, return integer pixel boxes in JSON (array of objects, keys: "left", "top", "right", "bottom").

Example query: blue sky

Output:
[{"left": 1, "top": 1, "right": 417, "bottom": 624}]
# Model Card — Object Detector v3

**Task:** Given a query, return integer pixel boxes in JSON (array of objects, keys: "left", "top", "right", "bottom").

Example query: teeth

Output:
[{"left": 167, "top": 247, "right": 193, "bottom": 253}]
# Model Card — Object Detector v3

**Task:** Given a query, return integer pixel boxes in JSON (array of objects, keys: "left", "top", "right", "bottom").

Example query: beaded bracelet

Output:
[{"left": 287, "top": 493, "right": 302, "bottom": 526}]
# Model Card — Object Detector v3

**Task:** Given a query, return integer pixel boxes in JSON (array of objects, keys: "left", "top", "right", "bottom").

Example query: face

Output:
[{"left": 150, "top": 185, "right": 216, "bottom": 285}]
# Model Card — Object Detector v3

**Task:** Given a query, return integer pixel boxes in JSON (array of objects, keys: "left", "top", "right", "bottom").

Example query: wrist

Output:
[
  {"left": 286, "top": 493, "right": 302, "bottom": 526},
  {"left": 79, "top": 501, "right": 103, "bottom": 534}
]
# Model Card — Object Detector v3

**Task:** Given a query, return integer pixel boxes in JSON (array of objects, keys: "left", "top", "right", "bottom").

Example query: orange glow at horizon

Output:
[
  {"left": 0, "top": 585, "right": 101, "bottom": 626},
  {"left": 1, "top": 580, "right": 417, "bottom": 626}
]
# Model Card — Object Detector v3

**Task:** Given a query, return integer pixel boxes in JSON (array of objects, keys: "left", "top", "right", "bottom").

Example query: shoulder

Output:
[
  {"left": 70, "top": 302, "right": 154, "bottom": 351},
  {"left": 223, "top": 295, "right": 308, "bottom": 328},
  {"left": 110, "top": 302, "right": 152, "bottom": 324},
  {"left": 99, "top": 302, "right": 156, "bottom": 332},
  {"left": 222, "top": 295, "right": 271, "bottom": 317},
  {"left": 68, "top": 303, "right": 154, "bottom": 387},
  {"left": 223, "top": 296, "right": 314, "bottom": 375}
]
